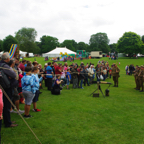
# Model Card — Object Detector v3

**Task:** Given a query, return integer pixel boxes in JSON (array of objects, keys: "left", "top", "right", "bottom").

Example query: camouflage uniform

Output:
[
  {"left": 112, "top": 65, "right": 120, "bottom": 87},
  {"left": 138, "top": 66, "right": 144, "bottom": 92},
  {"left": 133, "top": 67, "right": 140, "bottom": 90}
]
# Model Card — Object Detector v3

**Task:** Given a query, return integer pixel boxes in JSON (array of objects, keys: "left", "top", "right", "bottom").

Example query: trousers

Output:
[
  {"left": 47, "top": 78, "right": 52, "bottom": 90},
  {"left": 3, "top": 88, "right": 12, "bottom": 127},
  {"left": 73, "top": 78, "right": 78, "bottom": 88},
  {"left": 113, "top": 76, "right": 119, "bottom": 86}
]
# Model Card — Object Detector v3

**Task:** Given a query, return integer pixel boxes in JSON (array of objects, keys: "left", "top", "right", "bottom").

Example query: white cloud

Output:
[{"left": 0, "top": 0, "right": 144, "bottom": 44}]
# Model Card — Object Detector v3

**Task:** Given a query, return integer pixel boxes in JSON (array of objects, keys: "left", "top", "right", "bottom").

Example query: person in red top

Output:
[
  {"left": 18, "top": 73, "right": 25, "bottom": 104},
  {"left": 19, "top": 60, "right": 26, "bottom": 72},
  {"left": 55, "top": 63, "right": 62, "bottom": 75},
  {"left": 109, "top": 67, "right": 112, "bottom": 79}
]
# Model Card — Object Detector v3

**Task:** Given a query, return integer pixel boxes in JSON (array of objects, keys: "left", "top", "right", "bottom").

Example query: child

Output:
[
  {"left": 61, "top": 66, "right": 67, "bottom": 86},
  {"left": 18, "top": 73, "right": 25, "bottom": 104},
  {"left": 21, "top": 66, "right": 35, "bottom": 118},
  {"left": 32, "top": 66, "right": 43, "bottom": 112},
  {"left": 109, "top": 68, "right": 112, "bottom": 79},
  {"left": 66, "top": 68, "right": 71, "bottom": 89}
]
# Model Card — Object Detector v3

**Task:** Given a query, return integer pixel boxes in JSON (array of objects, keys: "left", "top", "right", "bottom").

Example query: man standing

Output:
[
  {"left": 138, "top": 66, "right": 144, "bottom": 92},
  {"left": 133, "top": 65, "right": 139, "bottom": 89},
  {"left": 0, "top": 52, "right": 18, "bottom": 127},
  {"left": 71, "top": 65, "right": 79, "bottom": 88},
  {"left": 19, "top": 59, "right": 26, "bottom": 73},
  {"left": 112, "top": 64, "right": 120, "bottom": 87},
  {"left": 88, "top": 65, "right": 94, "bottom": 84},
  {"left": 55, "top": 63, "right": 62, "bottom": 75},
  {"left": 46, "top": 62, "right": 53, "bottom": 91}
]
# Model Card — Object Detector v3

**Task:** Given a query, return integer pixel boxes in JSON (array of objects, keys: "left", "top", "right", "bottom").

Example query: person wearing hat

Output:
[
  {"left": 133, "top": 66, "right": 140, "bottom": 90},
  {"left": 138, "top": 65, "right": 144, "bottom": 92},
  {"left": 111, "top": 63, "right": 120, "bottom": 87}
]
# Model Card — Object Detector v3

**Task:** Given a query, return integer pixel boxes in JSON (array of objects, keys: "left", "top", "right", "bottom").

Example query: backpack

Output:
[{"left": 0, "top": 63, "right": 10, "bottom": 89}]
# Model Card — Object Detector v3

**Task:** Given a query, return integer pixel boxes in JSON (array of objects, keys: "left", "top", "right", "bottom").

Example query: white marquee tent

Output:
[
  {"left": 42, "top": 47, "right": 76, "bottom": 57},
  {"left": 29, "top": 53, "right": 34, "bottom": 57},
  {"left": 19, "top": 50, "right": 27, "bottom": 57}
]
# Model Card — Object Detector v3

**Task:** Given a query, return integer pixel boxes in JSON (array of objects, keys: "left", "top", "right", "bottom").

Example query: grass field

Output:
[{"left": 2, "top": 57, "right": 144, "bottom": 144}]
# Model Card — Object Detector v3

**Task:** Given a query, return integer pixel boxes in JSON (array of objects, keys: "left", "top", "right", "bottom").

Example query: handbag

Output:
[{"left": 100, "top": 75, "right": 103, "bottom": 80}]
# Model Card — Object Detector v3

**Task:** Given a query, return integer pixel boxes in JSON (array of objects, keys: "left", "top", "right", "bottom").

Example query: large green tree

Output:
[
  {"left": 142, "top": 35, "right": 144, "bottom": 43},
  {"left": 77, "top": 42, "right": 87, "bottom": 50},
  {"left": 15, "top": 27, "right": 37, "bottom": 53},
  {"left": 0, "top": 40, "right": 3, "bottom": 52},
  {"left": 89, "top": 32, "right": 110, "bottom": 53},
  {"left": 60, "top": 40, "right": 75, "bottom": 51},
  {"left": 109, "top": 43, "right": 117, "bottom": 53},
  {"left": 40, "top": 35, "right": 59, "bottom": 53},
  {"left": 2, "top": 35, "right": 18, "bottom": 52},
  {"left": 117, "top": 32, "right": 143, "bottom": 57}
]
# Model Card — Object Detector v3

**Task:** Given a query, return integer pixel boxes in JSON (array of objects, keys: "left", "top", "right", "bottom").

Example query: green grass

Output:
[{"left": 2, "top": 57, "right": 144, "bottom": 144}]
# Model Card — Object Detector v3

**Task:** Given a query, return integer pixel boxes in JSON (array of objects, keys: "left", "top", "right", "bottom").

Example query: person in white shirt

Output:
[{"left": 88, "top": 65, "right": 94, "bottom": 84}]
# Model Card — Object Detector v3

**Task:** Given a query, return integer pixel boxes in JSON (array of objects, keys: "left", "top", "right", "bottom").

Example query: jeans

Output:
[
  {"left": 80, "top": 79, "right": 84, "bottom": 88},
  {"left": 110, "top": 74, "right": 111, "bottom": 78},
  {"left": 84, "top": 77, "right": 89, "bottom": 86},
  {"left": 103, "top": 75, "right": 106, "bottom": 81}
]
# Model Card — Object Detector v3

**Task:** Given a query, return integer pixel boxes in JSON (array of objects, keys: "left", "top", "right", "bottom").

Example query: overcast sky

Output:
[{"left": 0, "top": 0, "right": 143, "bottom": 44}]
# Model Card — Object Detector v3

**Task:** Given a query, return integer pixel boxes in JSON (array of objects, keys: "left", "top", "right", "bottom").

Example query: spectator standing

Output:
[
  {"left": 88, "top": 65, "right": 94, "bottom": 84},
  {"left": 61, "top": 66, "right": 67, "bottom": 86},
  {"left": 0, "top": 52, "right": 18, "bottom": 127},
  {"left": 83, "top": 66, "right": 90, "bottom": 86},
  {"left": 55, "top": 63, "right": 62, "bottom": 75},
  {"left": 46, "top": 62, "right": 53, "bottom": 91},
  {"left": 19, "top": 60, "right": 26, "bottom": 73},
  {"left": 66, "top": 68, "right": 71, "bottom": 89},
  {"left": 21, "top": 67, "right": 35, "bottom": 118},
  {"left": 125, "top": 65, "right": 129, "bottom": 75},
  {"left": 80, "top": 68, "right": 85, "bottom": 89},
  {"left": 109, "top": 68, "right": 112, "bottom": 79},
  {"left": 9, "top": 59, "right": 24, "bottom": 114},
  {"left": 71, "top": 65, "right": 79, "bottom": 88},
  {"left": 32, "top": 67, "right": 43, "bottom": 112},
  {"left": 103, "top": 67, "right": 107, "bottom": 81},
  {"left": 0, "top": 89, "right": 3, "bottom": 142}
]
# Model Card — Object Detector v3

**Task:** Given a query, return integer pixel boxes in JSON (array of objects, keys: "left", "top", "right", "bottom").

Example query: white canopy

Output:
[
  {"left": 29, "top": 53, "right": 34, "bottom": 57},
  {"left": 0, "top": 51, "right": 4, "bottom": 55},
  {"left": 19, "top": 50, "right": 27, "bottom": 57},
  {"left": 42, "top": 47, "right": 76, "bottom": 57}
]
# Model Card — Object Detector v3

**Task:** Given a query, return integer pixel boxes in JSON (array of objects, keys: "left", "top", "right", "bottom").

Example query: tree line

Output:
[{"left": 0, "top": 27, "right": 144, "bottom": 56}]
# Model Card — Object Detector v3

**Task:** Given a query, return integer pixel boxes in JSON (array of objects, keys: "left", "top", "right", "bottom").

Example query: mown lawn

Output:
[{"left": 1, "top": 57, "right": 144, "bottom": 144}]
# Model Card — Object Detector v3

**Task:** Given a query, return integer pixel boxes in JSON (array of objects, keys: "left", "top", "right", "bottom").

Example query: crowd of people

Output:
[
  {"left": 0, "top": 51, "right": 121, "bottom": 142},
  {"left": 43, "top": 60, "right": 114, "bottom": 94},
  {"left": 133, "top": 65, "right": 144, "bottom": 92},
  {"left": 125, "top": 64, "right": 144, "bottom": 92}
]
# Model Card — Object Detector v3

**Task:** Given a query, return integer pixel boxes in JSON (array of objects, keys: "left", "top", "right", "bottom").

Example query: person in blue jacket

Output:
[
  {"left": 46, "top": 62, "right": 53, "bottom": 91},
  {"left": 31, "top": 66, "right": 43, "bottom": 112}
]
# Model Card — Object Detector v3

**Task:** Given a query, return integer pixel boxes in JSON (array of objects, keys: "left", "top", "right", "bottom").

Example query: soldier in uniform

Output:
[
  {"left": 138, "top": 66, "right": 144, "bottom": 92},
  {"left": 111, "top": 64, "right": 120, "bottom": 87},
  {"left": 133, "top": 66, "right": 140, "bottom": 90}
]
